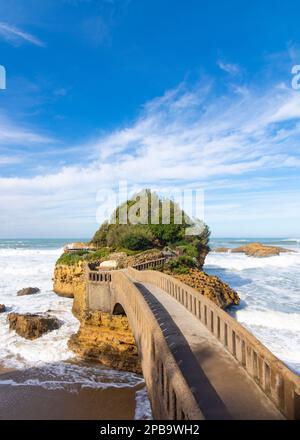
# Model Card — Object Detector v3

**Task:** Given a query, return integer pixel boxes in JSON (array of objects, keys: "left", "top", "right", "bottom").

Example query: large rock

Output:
[
  {"left": 68, "top": 311, "right": 141, "bottom": 374},
  {"left": 214, "top": 247, "right": 230, "bottom": 253},
  {"left": 231, "top": 242, "right": 291, "bottom": 257},
  {"left": 7, "top": 313, "right": 61, "bottom": 340},
  {"left": 0, "top": 304, "right": 6, "bottom": 313},
  {"left": 53, "top": 262, "right": 86, "bottom": 317},
  {"left": 167, "top": 269, "right": 240, "bottom": 309},
  {"left": 99, "top": 260, "right": 118, "bottom": 270},
  {"left": 17, "top": 287, "right": 40, "bottom": 296},
  {"left": 107, "top": 252, "right": 128, "bottom": 268}
]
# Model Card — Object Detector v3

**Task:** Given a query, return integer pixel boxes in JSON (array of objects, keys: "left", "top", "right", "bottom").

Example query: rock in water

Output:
[
  {"left": 214, "top": 247, "right": 230, "bottom": 253},
  {"left": 17, "top": 287, "right": 40, "bottom": 296},
  {"left": 0, "top": 304, "right": 6, "bottom": 313},
  {"left": 231, "top": 242, "right": 292, "bottom": 257},
  {"left": 7, "top": 313, "right": 61, "bottom": 339}
]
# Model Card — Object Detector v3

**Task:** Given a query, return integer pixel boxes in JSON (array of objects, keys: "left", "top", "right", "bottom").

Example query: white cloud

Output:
[
  {"left": 1, "top": 75, "right": 300, "bottom": 236},
  {"left": 217, "top": 60, "right": 240, "bottom": 75},
  {"left": 0, "top": 22, "right": 45, "bottom": 47},
  {"left": 0, "top": 112, "right": 54, "bottom": 146}
]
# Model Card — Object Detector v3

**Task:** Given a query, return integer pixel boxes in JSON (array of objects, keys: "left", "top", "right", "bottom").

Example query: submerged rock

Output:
[
  {"left": 17, "top": 287, "right": 40, "bottom": 296},
  {"left": 166, "top": 268, "right": 240, "bottom": 308},
  {"left": 7, "top": 313, "right": 61, "bottom": 340},
  {"left": 0, "top": 304, "right": 6, "bottom": 313},
  {"left": 231, "top": 242, "right": 292, "bottom": 257}
]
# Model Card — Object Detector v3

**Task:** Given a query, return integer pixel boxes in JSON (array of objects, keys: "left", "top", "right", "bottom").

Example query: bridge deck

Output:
[{"left": 132, "top": 280, "right": 284, "bottom": 420}]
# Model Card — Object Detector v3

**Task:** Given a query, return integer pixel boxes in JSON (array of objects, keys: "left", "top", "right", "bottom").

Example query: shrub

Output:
[
  {"left": 56, "top": 252, "right": 87, "bottom": 266},
  {"left": 167, "top": 255, "right": 197, "bottom": 274},
  {"left": 105, "top": 224, "right": 154, "bottom": 251},
  {"left": 90, "top": 189, "right": 211, "bottom": 267},
  {"left": 85, "top": 248, "right": 110, "bottom": 261}
]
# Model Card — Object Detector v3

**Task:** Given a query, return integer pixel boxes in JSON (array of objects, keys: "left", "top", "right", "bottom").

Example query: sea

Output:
[
  {"left": 206, "top": 238, "right": 300, "bottom": 375},
  {"left": 0, "top": 239, "right": 152, "bottom": 419},
  {"left": 0, "top": 238, "right": 299, "bottom": 418}
]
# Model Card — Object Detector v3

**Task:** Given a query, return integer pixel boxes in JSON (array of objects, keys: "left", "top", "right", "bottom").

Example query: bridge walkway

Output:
[{"left": 130, "top": 278, "right": 284, "bottom": 420}]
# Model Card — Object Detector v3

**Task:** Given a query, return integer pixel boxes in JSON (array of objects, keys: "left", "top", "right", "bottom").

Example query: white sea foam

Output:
[
  {"left": 0, "top": 246, "right": 79, "bottom": 369},
  {"left": 205, "top": 245, "right": 300, "bottom": 375},
  {"left": 236, "top": 309, "right": 300, "bottom": 332},
  {"left": 0, "top": 363, "right": 145, "bottom": 392},
  {"left": 206, "top": 250, "right": 300, "bottom": 271},
  {"left": 0, "top": 243, "right": 152, "bottom": 418},
  {"left": 134, "top": 387, "right": 153, "bottom": 420}
]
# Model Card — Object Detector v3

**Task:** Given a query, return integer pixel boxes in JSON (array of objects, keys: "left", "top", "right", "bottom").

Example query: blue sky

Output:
[{"left": 0, "top": 0, "right": 300, "bottom": 238}]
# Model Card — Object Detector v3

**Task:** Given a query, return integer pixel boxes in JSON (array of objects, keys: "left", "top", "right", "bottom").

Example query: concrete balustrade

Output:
[
  {"left": 127, "top": 267, "right": 300, "bottom": 420},
  {"left": 132, "top": 257, "right": 166, "bottom": 271},
  {"left": 110, "top": 270, "right": 204, "bottom": 420},
  {"left": 88, "top": 270, "right": 112, "bottom": 283}
]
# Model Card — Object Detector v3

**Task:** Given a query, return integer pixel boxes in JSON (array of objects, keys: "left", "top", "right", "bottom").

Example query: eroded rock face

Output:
[
  {"left": 166, "top": 269, "right": 240, "bottom": 309},
  {"left": 7, "top": 313, "right": 61, "bottom": 340},
  {"left": 68, "top": 311, "right": 141, "bottom": 374},
  {"left": 231, "top": 243, "right": 291, "bottom": 257},
  {"left": 17, "top": 287, "right": 40, "bottom": 296},
  {"left": 53, "top": 263, "right": 86, "bottom": 318},
  {"left": 0, "top": 304, "right": 6, "bottom": 313}
]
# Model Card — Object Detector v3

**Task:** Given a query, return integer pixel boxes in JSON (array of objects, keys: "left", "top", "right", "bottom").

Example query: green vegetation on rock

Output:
[
  {"left": 167, "top": 255, "right": 197, "bottom": 274},
  {"left": 56, "top": 190, "right": 210, "bottom": 269}
]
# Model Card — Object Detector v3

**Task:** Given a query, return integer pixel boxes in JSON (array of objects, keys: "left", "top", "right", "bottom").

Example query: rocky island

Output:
[
  {"left": 53, "top": 190, "right": 240, "bottom": 373},
  {"left": 214, "top": 242, "right": 293, "bottom": 257}
]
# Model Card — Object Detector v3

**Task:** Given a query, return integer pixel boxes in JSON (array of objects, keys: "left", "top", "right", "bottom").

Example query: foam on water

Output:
[
  {"left": 0, "top": 240, "right": 152, "bottom": 418},
  {"left": 205, "top": 239, "right": 300, "bottom": 374},
  {"left": 0, "top": 246, "right": 78, "bottom": 368}
]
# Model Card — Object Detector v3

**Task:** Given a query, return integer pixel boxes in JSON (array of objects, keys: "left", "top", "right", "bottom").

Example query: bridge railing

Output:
[
  {"left": 111, "top": 270, "right": 204, "bottom": 420},
  {"left": 88, "top": 270, "right": 112, "bottom": 283},
  {"left": 127, "top": 267, "right": 300, "bottom": 420},
  {"left": 132, "top": 257, "right": 166, "bottom": 271}
]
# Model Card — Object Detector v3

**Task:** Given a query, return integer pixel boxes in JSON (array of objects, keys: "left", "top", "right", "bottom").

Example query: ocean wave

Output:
[
  {"left": 205, "top": 251, "right": 300, "bottom": 271},
  {"left": 236, "top": 309, "right": 300, "bottom": 332},
  {"left": 0, "top": 363, "right": 145, "bottom": 392}
]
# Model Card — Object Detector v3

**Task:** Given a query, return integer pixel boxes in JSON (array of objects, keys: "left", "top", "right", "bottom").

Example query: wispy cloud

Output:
[
  {"left": 1, "top": 70, "right": 300, "bottom": 236},
  {"left": 217, "top": 60, "right": 240, "bottom": 75},
  {"left": 0, "top": 22, "right": 45, "bottom": 47},
  {"left": 0, "top": 113, "right": 53, "bottom": 146}
]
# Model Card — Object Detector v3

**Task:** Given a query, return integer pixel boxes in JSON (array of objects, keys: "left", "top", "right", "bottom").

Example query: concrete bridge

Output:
[{"left": 85, "top": 262, "right": 300, "bottom": 420}]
